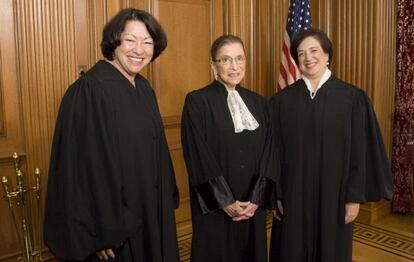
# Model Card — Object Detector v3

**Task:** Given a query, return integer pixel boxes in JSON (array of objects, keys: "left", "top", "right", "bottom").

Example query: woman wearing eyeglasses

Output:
[{"left": 181, "top": 34, "right": 281, "bottom": 262}]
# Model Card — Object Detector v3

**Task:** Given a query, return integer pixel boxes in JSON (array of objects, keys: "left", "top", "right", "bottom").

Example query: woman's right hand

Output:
[
  {"left": 96, "top": 249, "right": 115, "bottom": 260},
  {"left": 233, "top": 202, "right": 258, "bottom": 221},
  {"left": 223, "top": 200, "right": 251, "bottom": 218},
  {"left": 272, "top": 200, "right": 284, "bottom": 221}
]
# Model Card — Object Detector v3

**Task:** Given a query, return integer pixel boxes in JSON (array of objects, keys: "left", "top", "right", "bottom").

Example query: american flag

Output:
[{"left": 277, "top": 0, "right": 312, "bottom": 90}]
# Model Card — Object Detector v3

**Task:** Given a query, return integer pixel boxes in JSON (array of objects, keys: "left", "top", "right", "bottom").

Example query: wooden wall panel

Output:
[
  {"left": 260, "top": 0, "right": 290, "bottom": 97},
  {"left": 323, "top": 0, "right": 396, "bottom": 156},
  {"left": 256, "top": 0, "right": 290, "bottom": 97},
  {"left": 310, "top": 0, "right": 331, "bottom": 34},
  {"left": 11, "top": 1, "right": 78, "bottom": 260},
  {"left": 0, "top": 1, "right": 27, "bottom": 259},
  {"left": 371, "top": 0, "right": 396, "bottom": 156},
  {"left": 0, "top": 0, "right": 25, "bottom": 156},
  {"left": 84, "top": 1, "right": 107, "bottom": 67},
  {"left": 152, "top": 0, "right": 224, "bottom": 225},
  {"left": 15, "top": 0, "right": 77, "bottom": 176},
  {"left": 329, "top": 0, "right": 376, "bottom": 95},
  {"left": 0, "top": 49, "right": 4, "bottom": 136},
  {"left": 156, "top": 0, "right": 212, "bottom": 117}
]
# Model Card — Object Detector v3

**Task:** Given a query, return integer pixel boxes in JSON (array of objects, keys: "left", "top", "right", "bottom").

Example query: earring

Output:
[{"left": 211, "top": 64, "right": 218, "bottom": 80}]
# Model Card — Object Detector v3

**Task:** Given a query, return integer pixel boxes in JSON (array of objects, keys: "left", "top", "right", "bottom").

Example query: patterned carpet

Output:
[
  {"left": 353, "top": 222, "right": 414, "bottom": 260},
  {"left": 177, "top": 232, "right": 193, "bottom": 262},
  {"left": 177, "top": 215, "right": 414, "bottom": 261}
]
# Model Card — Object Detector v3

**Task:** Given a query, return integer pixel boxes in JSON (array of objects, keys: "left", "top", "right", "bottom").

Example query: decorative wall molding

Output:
[{"left": 0, "top": 48, "right": 4, "bottom": 137}]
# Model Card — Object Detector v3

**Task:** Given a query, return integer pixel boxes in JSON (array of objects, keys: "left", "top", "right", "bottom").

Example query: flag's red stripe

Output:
[{"left": 279, "top": 60, "right": 288, "bottom": 84}]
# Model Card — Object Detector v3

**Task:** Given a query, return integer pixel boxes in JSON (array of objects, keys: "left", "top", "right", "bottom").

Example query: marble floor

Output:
[{"left": 177, "top": 213, "right": 414, "bottom": 262}]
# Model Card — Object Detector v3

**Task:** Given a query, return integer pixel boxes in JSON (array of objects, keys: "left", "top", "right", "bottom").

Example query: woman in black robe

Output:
[
  {"left": 44, "top": 8, "right": 179, "bottom": 262},
  {"left": 269, "top": 28, "right": 393, "bottom": 262},
  {"left": 181, "top": 34, "right": 280, "bottom": 262}
]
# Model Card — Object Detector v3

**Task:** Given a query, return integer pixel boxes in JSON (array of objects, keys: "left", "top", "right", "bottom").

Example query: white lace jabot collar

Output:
[{"left": 227, "top": 89, "right": 259, "bottom": 133}]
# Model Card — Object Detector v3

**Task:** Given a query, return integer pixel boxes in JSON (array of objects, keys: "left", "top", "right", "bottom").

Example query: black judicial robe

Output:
[
  {"left": 44, "top": 60, "right": 180, "bottom": 262},
  {"left": 181, "top": 81, "right": 280, "bottom": 262},
  {"left": 269, "top": 76, "right": 393, "bottom": 262}
]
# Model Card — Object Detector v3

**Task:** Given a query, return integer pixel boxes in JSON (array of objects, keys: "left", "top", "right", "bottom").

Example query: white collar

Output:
[
  {"left": 302, "top": 68, "right": 332, "bottom": 99},
  {"left": 227, "top": 90, "right": 259, "bottom": 133}
]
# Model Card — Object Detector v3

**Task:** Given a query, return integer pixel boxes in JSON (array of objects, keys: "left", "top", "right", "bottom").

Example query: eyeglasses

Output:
[{"left": 214, "top": 55, "right": 246, "bottom": 66}]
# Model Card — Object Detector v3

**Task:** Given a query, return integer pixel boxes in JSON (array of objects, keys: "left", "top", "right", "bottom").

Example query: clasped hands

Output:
[
  {"left": 223, "top": 200, "right": 258, "bottom": 221},
  {"left": 96, "top": 249, "right": 115, "bottom": 260}
]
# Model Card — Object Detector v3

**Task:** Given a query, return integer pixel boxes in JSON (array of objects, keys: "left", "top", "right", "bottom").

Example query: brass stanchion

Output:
[{"left": 1, "top": 153, "right": 43, "bottom": 262}]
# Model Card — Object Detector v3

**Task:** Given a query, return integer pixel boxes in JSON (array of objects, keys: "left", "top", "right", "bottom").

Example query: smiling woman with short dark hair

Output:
[
  {"left": 269, "top": 28, "right": 393, "bottom": 262},
  {"left": 44, "top": 8, "right": 179, "bottom": 262}
]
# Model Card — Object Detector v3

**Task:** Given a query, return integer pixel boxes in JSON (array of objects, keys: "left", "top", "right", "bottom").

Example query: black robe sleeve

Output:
[
  {"left": 345, "top": 89, "right": 393, "bottom": 203},
  {"left": 249, "top": 104, "right": 282, "bottom": 209},
  {"left": 44, "top": 77, "right": 141, "bottom": 261},
  {"left": 181, "top": 92, "right": 235, "bottom": 214}
]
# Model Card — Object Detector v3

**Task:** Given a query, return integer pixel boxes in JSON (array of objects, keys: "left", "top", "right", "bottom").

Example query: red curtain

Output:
[{"left": 391, "top": 0, "right": 414, "bottom": 213}]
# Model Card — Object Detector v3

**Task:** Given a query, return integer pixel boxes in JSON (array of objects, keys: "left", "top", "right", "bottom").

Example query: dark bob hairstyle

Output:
[
  {"left": 101, "top": 8, "right": 167, "bottom": 62},
  {"left": 290, "top": 28, "right": 333, "bottom": 66},
  {"left": 211, "top": 34, "right": 245, "bottom": 61}
]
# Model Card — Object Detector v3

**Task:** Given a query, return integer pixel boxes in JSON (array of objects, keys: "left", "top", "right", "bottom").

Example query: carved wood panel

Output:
[
  {"left": 0, "top": 48, "right": 4, "bottom": 137},
  {"left": 153, "top": 0, "right": 224, "bottom": 224},
  {"left": 0, "top": 1, "right": 27, "bottom": 258},
  {"left": 322, "top": 0, "right": 396, "bottom": 156},
  {"left": 0, "top": 0, "right": 25, "bottom": 156}
]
